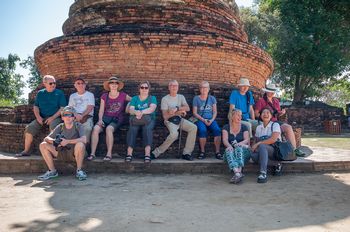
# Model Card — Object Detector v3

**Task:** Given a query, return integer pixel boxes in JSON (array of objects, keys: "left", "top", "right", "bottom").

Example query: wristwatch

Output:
[{"left": 176, "top": 106, "right": 179, "bottom": 111}]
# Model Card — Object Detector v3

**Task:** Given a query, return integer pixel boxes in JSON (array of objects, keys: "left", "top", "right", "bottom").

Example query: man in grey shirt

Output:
[
  {"left": 152, "top": 80, "right": 197, "bottom": 161},
  {"left": 37, "top": 106, "right": 88, "bottom": 181}
]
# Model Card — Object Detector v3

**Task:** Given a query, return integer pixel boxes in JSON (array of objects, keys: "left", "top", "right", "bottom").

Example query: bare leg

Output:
[
  {"left": 281, "top": 124, "right": 296, "bottom": 148},
  {"left": 145, "top": 145, "right": 151, "bottom": 156},
  {"left": 127, "top": 147, "right": 133, "bottom": 156},
  {"left": 199, "top": 138, "right": 206, "bottom": 153},
  {"left": 23, "top": 133, "right": 33, "bottom": 153},
  {"left": 39, "top": 142, "right": 58, "bottom": 171},
  {"left": 105, "top": 126, "right": 115, "bottom": 157},
  {"left": 74, "top": 142, "right": 85, "bottom": 170},
  {"left": 214, "top": 136, "right": 221, "bottom": 153},
  {"left": 90, "top": 125, "right": 103, "bottom": 156}
]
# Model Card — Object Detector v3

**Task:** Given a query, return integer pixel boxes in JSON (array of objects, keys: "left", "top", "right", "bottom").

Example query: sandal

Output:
[
  {"left": 103, "top": 155, "right": 112, "bottom": 161},
  {"left": 215, "top": 152, "right": 223, "bottom": 160},
  {"left": 144, "top": 156, "right": 151, "bottom": 164},
  {"left": 15, "top": 151, "right": 30, "bottom": 157},
  {"left": 197, "top": 152, "right": 206, "bottom": 159},
  {"left": 125, "top": 155, "right": 133, "bottom": 163},
  {"left": 87, "top": 154, "right": 96, "bottom": 161}
]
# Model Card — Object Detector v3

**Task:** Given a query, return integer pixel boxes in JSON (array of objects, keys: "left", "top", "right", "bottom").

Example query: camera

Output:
[
  {"left": 53, "top": 134, "right": 64, "bottom": 150},
  {"left": 231, "top": 140, "right": 238, "bottom": 148}
]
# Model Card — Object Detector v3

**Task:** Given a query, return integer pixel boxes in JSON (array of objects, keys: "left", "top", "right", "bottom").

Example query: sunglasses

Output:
[
  {"left": 62, "top": 113, "right": 74, "bottom": 117},
  {"left": 109, "top": 81, "right": 119, "bottom": 85},
  {"left": 140, "top": 86, "right": 149, "bottom": 90},
  {"left": 47, "top": 82, "right": 56, "bottom": 86},
  {"left": 76, "top": 82, "right": 85, "bottom": 85}
]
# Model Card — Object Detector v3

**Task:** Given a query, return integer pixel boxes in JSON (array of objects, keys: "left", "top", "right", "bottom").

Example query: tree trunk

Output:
[{"left": 292, "top": 75, "right": 304, "bottom": 105}]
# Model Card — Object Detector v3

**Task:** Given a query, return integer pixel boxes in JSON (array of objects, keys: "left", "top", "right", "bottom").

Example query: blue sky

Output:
[{"left": 0, "top": 0, "right": 252, "bottom": 96}]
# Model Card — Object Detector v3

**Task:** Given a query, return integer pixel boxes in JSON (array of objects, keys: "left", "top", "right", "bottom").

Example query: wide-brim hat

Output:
[
  {"left": 61, "top": 106, "right": 76, "bottom": 116},
  {"left": 103, "top": 76, "right": 124, "bottom": 91},
  {"left": 262, "top": 83, "right": 278, "bottom": 93},
  {"left": 237, "top": 78, "right": 251, "bottom": 87}
]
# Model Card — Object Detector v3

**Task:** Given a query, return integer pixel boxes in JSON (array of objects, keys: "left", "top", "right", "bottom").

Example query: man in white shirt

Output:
[
  {"left": 68, "top": 77, "right": 95, "bottom": 143},
  {"left": 152, "top": 80, "right": 197, "bottom": 161}
]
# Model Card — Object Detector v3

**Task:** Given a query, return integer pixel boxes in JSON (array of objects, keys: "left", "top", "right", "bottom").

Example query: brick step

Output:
[
  {"left": 0, "top": 122, "right": 226, "bottom": 158},
  {"left": 1, "top": 152, "right": 350, "bottom": 175}
]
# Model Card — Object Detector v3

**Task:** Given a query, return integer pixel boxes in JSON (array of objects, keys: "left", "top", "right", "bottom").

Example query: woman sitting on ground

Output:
[
  {"left": 251, "top": 107, "right": 282, "bottom": 184},
  {"left": 192, "top": 81, "right": 222, "bottom": 159},
  {"left": 222, "top": 109, "right": 251, "bottom": 184},
  {"left": 87, "top": 76, "right": 131, "bottom": 161},
  {"left": 126, "top": 81, "right": 157, "bottom": 163},
  {"left": 255, "top": 83, "right": 303, "bottom": 156}
]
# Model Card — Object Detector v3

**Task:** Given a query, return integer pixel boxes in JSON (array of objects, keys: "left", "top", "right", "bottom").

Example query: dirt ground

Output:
[{"left": 1, "top": 173, "right": 350, "bottom": 232}]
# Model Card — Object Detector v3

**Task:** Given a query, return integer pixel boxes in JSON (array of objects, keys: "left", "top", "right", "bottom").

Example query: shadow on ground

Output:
[{"left": 1, "top": 172, "right": 350, "bottom": 232}]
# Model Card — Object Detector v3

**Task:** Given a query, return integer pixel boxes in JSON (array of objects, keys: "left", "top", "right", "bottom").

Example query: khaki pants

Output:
[
  {"left": 81, "top": 117, "right": 94, "bottom": 143},
  {"left": 153, "top": 119, "right": 197, "bottom": 157}
]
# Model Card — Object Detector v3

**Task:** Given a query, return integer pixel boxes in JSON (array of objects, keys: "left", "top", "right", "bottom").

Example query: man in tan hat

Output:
[
  {"left": 228, "top": 77, "right": 258, "bottom": 137},
  {"left": 38, "top": 106, "right": 87, "bottom": 181},
  {"left": 68, "top": 77, "right": 95, "bottom": 144}
]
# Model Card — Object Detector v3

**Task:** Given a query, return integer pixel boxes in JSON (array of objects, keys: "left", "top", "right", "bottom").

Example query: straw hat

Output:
[
  {"left": 262, "top": 83, "right": 278, "bottom": 93},
  {"left": 103, "top": 76, "right": 124, "bottom": 91},
  {"left": 237, "top": 78, "right": 251, "bottom": 86}
]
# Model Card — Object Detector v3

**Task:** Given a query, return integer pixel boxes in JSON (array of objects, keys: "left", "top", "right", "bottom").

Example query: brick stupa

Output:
[
  {"left": 35, "top": 0, "right": 273, "bottom": 88},
  {"left": 0, "top": 0, "right": 274, "bottom": 156}
]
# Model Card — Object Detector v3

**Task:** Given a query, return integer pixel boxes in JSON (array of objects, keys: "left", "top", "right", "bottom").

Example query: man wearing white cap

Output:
[{"left": 228, "top": 78, "right": 258, "bottom": 137}]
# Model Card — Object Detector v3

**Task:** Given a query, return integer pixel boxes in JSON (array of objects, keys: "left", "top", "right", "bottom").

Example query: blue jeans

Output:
[
  {"left": 195, "top": 120, "right": 221, "bottom": 138},
  {"left": 127, "top": 120, "right": 155, "bottom": 148}
]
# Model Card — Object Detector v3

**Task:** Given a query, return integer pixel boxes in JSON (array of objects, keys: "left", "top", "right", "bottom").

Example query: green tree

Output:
[
  {"left": 0, "top": 54, "right": 25, "bottom": 104},
  {"left": 20, "top": 56, "right": 41, "bottom": 91},
  {"left": 260, "top": 0, "right": 350, "bottom": 104}
]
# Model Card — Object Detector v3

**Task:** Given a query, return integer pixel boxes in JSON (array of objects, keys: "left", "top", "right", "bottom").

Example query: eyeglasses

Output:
[
  {"left": 76, "top": 82, "right": 85, "bottom": 85},
  {"left": 47, "top": 82, "right": 56, "bottom": 86},
  {"left": 62, "top": 113, "right": 74, "bottom": 117},
  {"left": 109, "top": 81, "right": 119, "bottom": 85},
  {"left": 140, "top": 86, "right": 149, "bottom": 90}
]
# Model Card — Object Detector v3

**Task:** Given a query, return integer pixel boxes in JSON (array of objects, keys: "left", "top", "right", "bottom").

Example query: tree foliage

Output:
[
  {"left": 240, "top": 0, "right": 350, "bottom": 105},
  {"left": 20, "top": 56, "right": 42, "bottom": 91},
  {"left": 0, "top": 54, "right": 25, "bottom": 104}
]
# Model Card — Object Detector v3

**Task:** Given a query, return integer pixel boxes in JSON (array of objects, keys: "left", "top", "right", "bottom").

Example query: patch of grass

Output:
[{"left": 302, "top": 137, "right": 350, "bottom": 150}]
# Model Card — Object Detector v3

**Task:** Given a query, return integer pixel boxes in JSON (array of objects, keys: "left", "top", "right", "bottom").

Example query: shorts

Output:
[{"left": 25, "top": 117, "right": 62, "bottom": 136}]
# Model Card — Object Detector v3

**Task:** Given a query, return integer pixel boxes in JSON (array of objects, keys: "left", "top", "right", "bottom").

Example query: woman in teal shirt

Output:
[{"left": 126, "top": 81, "right": 157, "bottom": 163}]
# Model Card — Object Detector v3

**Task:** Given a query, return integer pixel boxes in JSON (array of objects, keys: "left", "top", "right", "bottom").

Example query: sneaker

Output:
[
  {"left": 273, "top": 163, "right": 283, "bottom": 176},
  {"left": 295, "top": 148, "right": 306, "bottom": 157},
  {"left": 38, "top": 170, "right": 58, "bottom": 181},
  {"left": 182, "top": 154, "right": 193, "bottom": 161},
  {"left": 257, "top": 172, "right": 267, "bottom": 184},
  {"left": 76, "top": 170, "right": 87, "bottom": 181},
  {"left": 230, "top": 172, "right": 243, "bottom": 184}
]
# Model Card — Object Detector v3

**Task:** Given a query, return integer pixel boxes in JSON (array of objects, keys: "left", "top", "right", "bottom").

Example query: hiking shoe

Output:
[
  {"left": 182, "top": 154, "right": 193, "bottom": 161},
  {"left": 257, "top": 172, "right": 267, "bottom": 184},
  {"left": 76, "top": 170, "right": 87, "bottom": 181},
  {"left": 273, "top": 163, "right": 283, "bottom": 176},
  {"left": 38, "top": 170, "right": 58, "bottom": 181}
]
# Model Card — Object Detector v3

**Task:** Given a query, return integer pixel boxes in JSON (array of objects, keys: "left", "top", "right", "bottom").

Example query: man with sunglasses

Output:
[
  {"left": 68, "top": 77, "right": 95, "bottom": 144},
  {"left": 16, "top": 75, "right": 66, "bottom": 157},
  {"left": 38, "top": 106, "right": 87, "bottom": 181}
]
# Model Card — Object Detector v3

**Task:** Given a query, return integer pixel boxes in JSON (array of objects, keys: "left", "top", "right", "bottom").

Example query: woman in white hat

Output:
[
  {"left": 255, "top": 83, "right": 303, "bottom": 156},
  {"left": 87, "top": 76, "right": 131, "bottom": 161}
]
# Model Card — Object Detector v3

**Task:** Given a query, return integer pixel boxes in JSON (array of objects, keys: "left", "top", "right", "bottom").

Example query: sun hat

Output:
[
  {"left": 262, "top": 83, "right": 278, "bottom": 93},
  {"left": 103, "top": 76, "right": 124, "bottom": 91},
  {"left": 237, "top": 78, "right": 251, "bottom": 87},
  {"left": 61, "top": 106, "right": 76, "bottom": 116}
]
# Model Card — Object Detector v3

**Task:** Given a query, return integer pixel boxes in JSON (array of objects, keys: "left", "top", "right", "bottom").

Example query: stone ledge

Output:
[{"left": 1, "top": 151, "right": 350, "bottom": 175}]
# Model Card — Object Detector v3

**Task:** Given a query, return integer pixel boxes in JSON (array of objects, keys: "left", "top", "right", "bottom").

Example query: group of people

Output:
[{"left": 16, "top": 75, "right": 300, "bottom": 184}]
